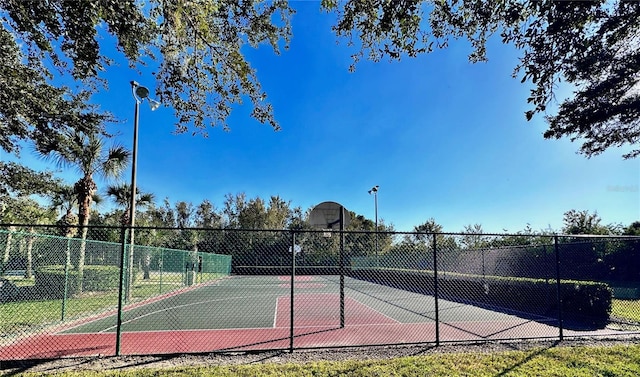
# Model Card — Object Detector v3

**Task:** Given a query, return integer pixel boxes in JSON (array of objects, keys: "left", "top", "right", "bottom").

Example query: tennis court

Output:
[{"left": 2, "top": 274, "right": 602, "bottom": 359}]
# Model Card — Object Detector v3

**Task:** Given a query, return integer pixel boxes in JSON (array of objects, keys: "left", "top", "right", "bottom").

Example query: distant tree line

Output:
[{"left": 2, "top": 158, "right": 638, "bottom": 283}]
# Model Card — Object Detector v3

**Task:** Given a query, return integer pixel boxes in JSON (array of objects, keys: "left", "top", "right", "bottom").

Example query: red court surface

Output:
[
  {"left": 0, "top": 276, "right": 633, "bottom": 360},
  {"left": 0, "top": 319, "right": 627, "bottom": 360}
]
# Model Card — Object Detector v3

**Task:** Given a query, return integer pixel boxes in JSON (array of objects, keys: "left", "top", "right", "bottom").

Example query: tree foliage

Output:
[
  {"left": 106, "top": 183, "right": 155, "bottom": 226},
  {"left": 0, "top": 162, "right": 62, "bottom": 197},
  {"left": 0, "top": 27, "right": 110, "bottom": 154},
  {"left": 624, "top": 221, "right": 640, "bottom": 236},
  {"left": 222, "top": 193, "right": 301, "bottom": 230},
  {"left": 0, "top": 162, "right": 62, "bottom": 227},
  {"left": 49, "top": 184, "right": 79, "bottom": 238},
  {"left": 0, "top": 0, "right": 293, "bottom": 156},
  {"left": 322, "top": 0, "right": 640, "bottom": 158},
  {"left": 3, "top": 0, "right": 637, "bottom": 159},
  {"left": 562, "top": 209, "right": 616, "bottom": 235}
]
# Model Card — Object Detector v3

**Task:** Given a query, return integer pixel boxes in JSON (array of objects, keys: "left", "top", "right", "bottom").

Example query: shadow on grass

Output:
[{"left": 494, "top": 341, "right": 560, "bottom": 377}]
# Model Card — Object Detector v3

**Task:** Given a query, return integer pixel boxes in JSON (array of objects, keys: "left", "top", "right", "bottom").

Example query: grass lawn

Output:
[
  {"left": 4, "top": 344, "right": 640, "bottom": 376},
  {"left": 612, "top": 298, "right": 640, "bottom": 322},
  {"left": 0, "top": 273, "right": 224, "bottom": 335}
]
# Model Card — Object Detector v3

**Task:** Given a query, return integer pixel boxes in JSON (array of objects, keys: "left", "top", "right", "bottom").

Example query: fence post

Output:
[
  {"left": 432, "top": 233, "right": 440, "bottom": 346},
  {"left": 115, "top": 227, "right": 128, "bottom": 356},
  {"left": 289, "top": 231, "right": 296, "bottom": 353},
  {"left": 182, "top": 251, "right": 186, "bottom": 286},
  {"left": 159, "top": 249, "right": 163, "bottom": 294},
  {"left": 61, "top": 237, "right": 71, "bottom": 322},
  {"left": 554, "top": 235, "right": 564, "bottom": 341}
]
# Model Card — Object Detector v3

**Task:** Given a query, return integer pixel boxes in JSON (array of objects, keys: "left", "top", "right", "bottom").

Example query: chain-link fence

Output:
[{"left": 1, "top": 225, "right": 639, "bottom": 360}]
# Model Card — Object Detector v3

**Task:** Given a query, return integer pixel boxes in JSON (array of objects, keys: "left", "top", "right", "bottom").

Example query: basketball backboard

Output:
[{"left": 308, "top": 201, "right": 351, "bottom": 230}]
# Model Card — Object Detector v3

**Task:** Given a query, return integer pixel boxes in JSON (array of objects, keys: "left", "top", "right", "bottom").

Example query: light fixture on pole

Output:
[
  {"left": 116, "top": 80, "right": 160, "bottom": 356},
  {"left": 127, "top": 81, "right": 160, "bottom": 299},
  {"left": 368, "top": 185, "right": 379, "bottom": 265},
  {"left": 129, "top": 81, "right": 160, "bottom": 225}
]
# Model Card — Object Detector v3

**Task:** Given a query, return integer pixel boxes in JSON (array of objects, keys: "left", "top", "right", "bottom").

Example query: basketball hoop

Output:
[
  {"left": 307, "top": 200, "right": 349, "bottom": 329},
  {"left": 308, "top": 201, "right": 351, "bottom": 230}
]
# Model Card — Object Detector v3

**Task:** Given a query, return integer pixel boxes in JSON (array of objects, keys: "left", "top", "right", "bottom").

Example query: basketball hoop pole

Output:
[{"left": 307, "top": 201, "right": 349, "bottom": 329}]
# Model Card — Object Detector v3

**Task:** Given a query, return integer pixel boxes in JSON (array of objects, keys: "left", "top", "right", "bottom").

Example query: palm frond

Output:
[
  {"left": 83, "top": 134, "right": 104, "bottom": 176},
  {"left": 49, "top": 184, "right": 78, "bottom": 213},
  {"left": 92, "top": 193, "right": 104, "bottom": 206},
  {"left": 102, "top": 144, "right": 131, "bottom": 179},
  {"left": 106, "top": 183, "right": 131, "bottom": 207},
  {"left": 137, "top": 192, "right": 156, "bottom": 208}
]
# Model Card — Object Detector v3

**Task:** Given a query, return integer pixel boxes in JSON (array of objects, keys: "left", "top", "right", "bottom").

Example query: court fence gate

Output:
[{"left": 1, "top": 224, "right": 639, "bottom": 360}]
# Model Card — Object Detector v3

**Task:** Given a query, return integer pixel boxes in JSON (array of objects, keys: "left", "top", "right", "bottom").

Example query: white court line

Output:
[
  {"left": 64, "top": 325, "right": 286, "bottom": 335},
  {"left": 273, "top": 297, "right": 279, "bottom": 328},
  {"left": 59, "top": 294, "right": 269, "bottom": 333},
  {"left": 349, "top": 297, "right": 401, "bottom": 324}
]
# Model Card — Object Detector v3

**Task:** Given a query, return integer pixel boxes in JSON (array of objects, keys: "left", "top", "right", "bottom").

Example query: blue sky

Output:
[{"left": 4, "top": 2, "right": 639, "bottom": 232}]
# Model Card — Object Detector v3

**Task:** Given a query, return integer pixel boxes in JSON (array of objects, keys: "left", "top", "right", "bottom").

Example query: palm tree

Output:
[
  {"left": 51, "top": 185, "right": 79, "bottom": 239},
  {"left": 106, "top": 183, "right": 154, "bottom": 295},
  {"left": 106, "top": 184, "right": 155, "bottom": 227},
  {"left": 41, "top": 132, "right": 130, "bottom": 293},
  {"left": 49, "top": 184, "right": 82, "bottom": 272}
]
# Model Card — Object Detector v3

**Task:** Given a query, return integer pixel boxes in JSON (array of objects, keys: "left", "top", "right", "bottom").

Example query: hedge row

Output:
[
  {"left": 349, "top": 268, "right": 612, "bottom": 328},
  {"left": 32, "top": 265, "right": 124, "bottom": 299}
]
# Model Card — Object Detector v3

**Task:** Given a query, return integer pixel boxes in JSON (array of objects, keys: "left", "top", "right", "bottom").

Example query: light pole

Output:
[
  {"left": 368, "top": 185, "right": 379, "bottom": 266},
  {"left": 116, "top": 80, "right": 160, "bottom": 355},
  {"left": 126, "top": 81, "right": 160, "bottom": 300}
]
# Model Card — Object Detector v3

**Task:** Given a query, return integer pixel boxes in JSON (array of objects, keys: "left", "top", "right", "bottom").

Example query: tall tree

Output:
[
  {"left": 0, "top": 162, "right": 61, "bottom": 273},
  {"left": 0, "top": 162, "right": 63, "bottom": 197},
  {"left": 1, "top": 196, "right": 55, "bottom": 272},
  {"left": 623, "top": 221, "right": 640, "bottom": 236},
  {"left": 50, "top": 185, "right": 79, "bottom": 237},
  {"left": 137, "top": 198, "right": 178, "bottom": 248},
  {"left": 49, "top": 185, "right": 80, "bottom": 275},
  {"left": 106, "top": 183, "right": 155, "bottom": 285},
  {"left": 562, "top": 209, "right": 613, "bottom": 235},
  {"left": 345, "top": 212, "right": 394, "bottom": 260},
  {"left": 265, "top": 196, "right": 292, "bottom": 230},
  {"left": 414, "top": 218, "right": 444, "bottom": 239},
  {"left": 38, "top": 131, "right": 129, "bottom": 292},
  {"left": 238, "top": 197, "right": 268, "bottom": 230},
  {"left": 0, "top": 27, "right": 109, "bottom": 155},
  {"left": 413, "top": 218, "right": 457, "bottom": 255},
  {"left": 195, "top": 199, "right": 223, "bottom": 229},
  {"left": 322, "top": 0, "right": 640, "bottom": 158},
  {"left": 193, "top": 199, "right": 224, "bottom": 255},
  {"left": 460, "top": 223, "right": 485, "bottom": 250},
  {"left": 157, "top": 200, "right": 202, "bottom": 252},
  {"left": 288, "top": 206, "right": 310, "bottom": 231},
  {"left": 222, "top": 192, "right": 247, "bottom": 229},
  {"left": 106, "top": 184, "right": 155, "bottom": 227}
]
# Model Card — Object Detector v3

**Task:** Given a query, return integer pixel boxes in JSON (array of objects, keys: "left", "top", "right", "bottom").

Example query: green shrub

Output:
[
  {"left": 559, "top": 281, "right": 612, "bottom": 326},
  {"left": 33, "top": 265, "right": 122, "bottom": 298},
  {"left": 349, "top": 268, "right": 612, "bottom": 328},
  {"left": 33, "top": 265, "right": 78, "bottom": 299},
  {"left": 82, "top": 266, "right": 121, "bottom": 291}
]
